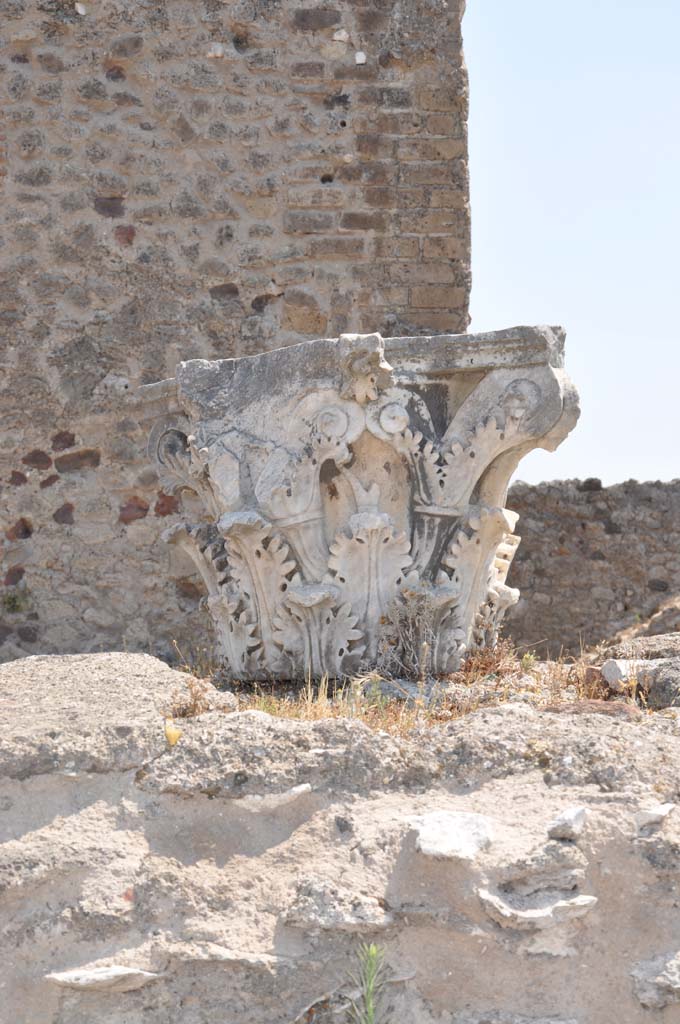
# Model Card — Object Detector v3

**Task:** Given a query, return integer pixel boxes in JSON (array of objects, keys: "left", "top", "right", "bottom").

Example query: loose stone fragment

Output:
[
  {"left": 548, "top": 806, "right": 587, "bottom": 841},
  {"left": 478, "top": 889, "right": 597, "bottom": 931},
  {"left": 410, "top": 811, "right": 494, "bottom": 861},
  {"left": 632, "top": 952, "right": 680, "bottom": 1009},
  {"left": 634, "top": 803, "right": 675, "bottom": 832},
  {"left": 46, "top": 966, "right": 160, "bottom": 991}
]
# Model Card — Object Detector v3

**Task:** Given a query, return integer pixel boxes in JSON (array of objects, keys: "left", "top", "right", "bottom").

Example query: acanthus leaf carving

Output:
[
  {"left": 219, "top": 510, "right": 297, "bottom": 674},
  {"left": 326, "top": 511, "right": 416, "bottom": 660},
  {"left": 273, "top": 583, "right": 365, "bottom": 678},
  {"left": 440, "top": 506, "right": 520, "bottom": 654},
  {"left": 154, "top": 428, "right": 222, "bottom": 519},
  {"left": 144, "top": 329, "right": 578, "bottom": 681},
  {"left": 162, "top": 522, "right": 261, "bottom": 678}
]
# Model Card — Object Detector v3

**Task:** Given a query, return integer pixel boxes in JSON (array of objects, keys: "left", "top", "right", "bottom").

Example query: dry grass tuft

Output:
[
  {"left": 168, "top": 674, "right": 215, "bottom": 719},
  {"left": 168, "top": 636, "right": 640, "bottom": 736}
]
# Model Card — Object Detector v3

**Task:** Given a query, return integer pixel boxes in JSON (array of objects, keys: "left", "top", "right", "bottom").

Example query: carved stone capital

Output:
[{"left": 141, "top": 326, "right": 579, "bottom": 680}]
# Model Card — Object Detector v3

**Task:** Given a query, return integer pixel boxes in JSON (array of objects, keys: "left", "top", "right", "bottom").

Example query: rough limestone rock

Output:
[
  {"left": 608, "top": 632, "right": 680, "bottom": 661},
  {"left": 634, "top": 803, "right": 675, "bottom": 833},
  {"left": 601, "top": 655, "right": 680, "bottom": 708},
  {"left": 411, "top": 811, "right": 494, "bottom": 860},
  {"left": 632, "top": 952, "right": 680, "bottom": 1009},
  {"left": 45, "top": 966, "right": 161, "bottom": 992},
  {"left": 4, "top": 653, "right": 680, "bottom": 1022},
  {"left": 0, "top": 651, "right": 232, "bottom": 778},
  {"left": 547, "top": 806, "right": 588, "bottom": 841}
]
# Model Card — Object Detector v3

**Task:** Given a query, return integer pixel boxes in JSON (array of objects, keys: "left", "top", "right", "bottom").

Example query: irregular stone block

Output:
[
  {"left": 141, "top": 327, "right": 578, "bottom": 679},
  {"left": 478, "top": 888, "right": 597, "bottom": 931},
  {"left": 410, "top": 810, "right": 494, "bottom": 860},
  {"left": 602, "top": 657, "right": 680, "bottom": 708},
  {"left": 284, "top": 879, "right": 393, "bottom": 933},
  {"left": 632, "top": 952, "right": 680, "bottom": 1009},
  {"left": 547, "top": 806, "right": 587, "bottom": 841},
  {"left": 45, "top": 965, "right": 160, "bottom": 991},
  {"left": 634, "top": 803, "right": 675, "bottom": 833}
]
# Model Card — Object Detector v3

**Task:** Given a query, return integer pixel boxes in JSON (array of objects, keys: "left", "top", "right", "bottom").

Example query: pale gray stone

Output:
[
  {"left": 634, "top": 802, "right": 675, "bottom": 832},
  {"left": 478, "top": 888, "right": 597, "bottom": 931},
  {"left": 632, "top": 952, "right": 680, "bottom": 1008},
  {"left": 411, "top": 810, "right": 494, "bottom": 860},
  {"left": 548, "top": 806, "right": 588, "bottom": 841},
  {"left": 141, "top": 327, "right": 579, "bottom": 679},
  {"left": 46, "top": 966, "right": 160, "bottom": 991}
]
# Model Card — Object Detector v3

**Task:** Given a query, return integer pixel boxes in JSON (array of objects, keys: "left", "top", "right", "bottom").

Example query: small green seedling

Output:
[{"left": 347, "top": 942, "right": 391, "bottom": 1024}]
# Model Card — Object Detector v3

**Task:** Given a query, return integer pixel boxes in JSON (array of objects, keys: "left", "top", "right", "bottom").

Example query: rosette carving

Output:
[{"left": 144, "top": 328, "right": 578, "bottom": 681}]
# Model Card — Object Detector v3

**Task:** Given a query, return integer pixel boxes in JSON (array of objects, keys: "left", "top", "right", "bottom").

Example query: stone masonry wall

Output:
[
  {"left": 506, "top": 479, "right": 680, "bottom": 657},
  {"left": 0, "top": 0, "right": 469, "bottom": 661}
]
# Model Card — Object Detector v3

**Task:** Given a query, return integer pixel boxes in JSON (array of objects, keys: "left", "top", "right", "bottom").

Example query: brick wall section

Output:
[
  {"left": 0, "top": 0, "right": 469, "bottom": 662},
  {"left": 506, "top": 479, "right": 680, "bottom": 656}
]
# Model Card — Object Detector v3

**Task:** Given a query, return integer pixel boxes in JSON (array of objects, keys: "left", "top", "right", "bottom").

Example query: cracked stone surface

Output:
[
  {"left": 4, "top": 652, "right": 680, "bottom": 1022},
  {"left": 141, "top": 326, "right": 578, "bottom": 678}
]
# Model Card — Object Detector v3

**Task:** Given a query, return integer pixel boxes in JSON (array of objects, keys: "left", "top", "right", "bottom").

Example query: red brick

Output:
[
  {"left": 355, "top": 134, "right": 396, "bottom": 159},
  {"left": 287, "top": 186, "right": 346, "bottom": 209},
  {"left": 395, "top": 187, "right": 428, "bottom": 209},
  {"left": 387, "top": 262, "right": 458, "bottom": 285},
  {"left": 291, "top": 62, "right": 325, "bottom": 78},
  {"left": 4, "top": 566, "right": 25, "bottom": 586},
  {"left": 357, "top": 286, "right": 409, "bottom": 306},
  {"left": 154, "top": 491, "right": 180, "bottom": 516},
  {"left": 401, "top": 162, "right": 453, "bottom": 186},
  {"left": 351, "top": 261, "right": 389, "bottom": 284},
  {"left": 40, "top": 474, "right": 60, "bottom": 489},
  {"left": 361, "top": 113, "right": 424, "bottom": 135},
  {"left": 410, "top": 284, "right": 467, "bottom": 308},
  {"left": 308, "top": 237, "right": 366, "bottom": 258},
  {"left": 94, "top": 196, "right": 125, "bottom": 218},
  {"left": 425, "top": 113, "right": 465, "bottom": 135},
  {"left": 114, "top": 224, "right": 136, "bottom": 246},
  {"left": 119, "top": 496, "right": 149, "bottom": 524},
  {"left": 22, "top": 449, "right": 52, "bottom": 471},
  {"left": 423, "top": 236, "right": 467, "bottom": 260},
  {"left": 358, "top": 87, "right": 411, "bottom": 109},
  {"left": 9, "top": 470, "right": 27, "bottom": 486},
  {"left": 372, "top": 237, "right": 419, "bottom": 258},
  {"left": 6, "top": 517, "right": 33, "bottom": 541},
  {"left": 340, "top": 211, "right": 387, "bottom": 231},
  {"left": 405, "top": 310, "right": 469, "bottom": 332},
  {"left": 362, "top": 187, "right": 397, "bottom": 209},
  {"left": 398, "top": 209, "right": 468, "bottom": 234},
  {"left": 283, "top": 210, "right": 336, "bottom": 234},
  {"left": 53, "top": 502, "right": 74, "bottom": 525},
  {"left": 333, "top": 65, "right": 377, "bottom": 81},
  {"left": 397, "top": 137, "right": 466, "bottom": 161},
  {"left": 175, "top": 577, "right": 202, "bottom": 601},
  {"left": 292, "top": 9, "right": 341, "bottom": 31},
  {"left": 337, "top": 161, "right": 396, "bottom": 185},
  {"left": 356, "top": 8, "right": 388, "bottom": 30},
  {"left": 417, "top": 86, "right": 467, "bottom": 112},
  {"left": 428, "top": 188, "right": 468, "bottom": 209},
  {"left": 55, "top": 448, "right": 101, "bottom": 473},
  {"left": 51, "top": 430, "right": 76, "bottom": 451},
  {"left": 285, "top": 163, "right": 337, "bottom": 184}
]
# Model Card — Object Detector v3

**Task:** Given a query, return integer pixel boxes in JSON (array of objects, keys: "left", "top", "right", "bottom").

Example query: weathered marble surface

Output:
[{"left": 143, "top": 327, "right": 579, "bottom": 678}]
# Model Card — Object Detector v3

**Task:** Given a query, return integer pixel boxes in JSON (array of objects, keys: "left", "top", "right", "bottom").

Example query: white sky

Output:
[{"left": 464, "top": 0, "right": 680, "bottom": 485}]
